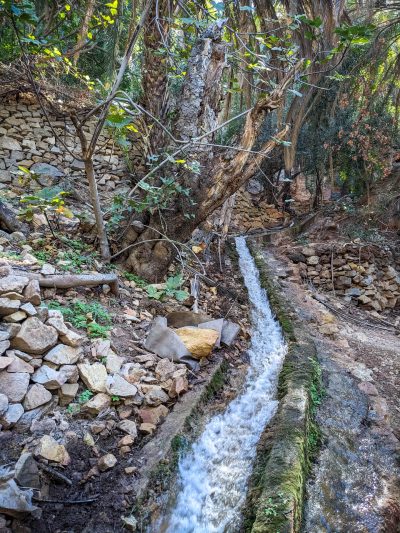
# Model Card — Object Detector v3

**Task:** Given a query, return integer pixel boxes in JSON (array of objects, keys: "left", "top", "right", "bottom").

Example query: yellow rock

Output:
[
  {"left": 35, "top": 435, "right": 70, "bottom": 465},
  {"left": 175, "top": 327, "right": 219, "bottom": 359}
]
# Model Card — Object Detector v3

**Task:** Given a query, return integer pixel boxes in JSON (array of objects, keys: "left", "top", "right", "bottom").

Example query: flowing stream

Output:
[{"left": 162, "top": 237, "right": 287, "bottom": 532}]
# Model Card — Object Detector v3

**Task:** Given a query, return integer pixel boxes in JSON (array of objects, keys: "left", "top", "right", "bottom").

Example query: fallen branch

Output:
[
  {"left": 24, "top": 273, "right": 119, "bottom": 296},
  {"left": 38, "top": 463, "right": 72, "bottom": 486}
]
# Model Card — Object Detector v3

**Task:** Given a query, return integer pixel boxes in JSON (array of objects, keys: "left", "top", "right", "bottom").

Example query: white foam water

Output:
[{"left": 164, "top": 237, "right": 287, "bottom": 532}]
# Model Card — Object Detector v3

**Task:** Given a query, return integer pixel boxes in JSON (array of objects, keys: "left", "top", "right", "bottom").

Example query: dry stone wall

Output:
[
  {"left": 288, "top": 243, "right": 400, "bottom": 312},
  {"left": 0, "top": 94, "right": 126, "bottom": 191}
]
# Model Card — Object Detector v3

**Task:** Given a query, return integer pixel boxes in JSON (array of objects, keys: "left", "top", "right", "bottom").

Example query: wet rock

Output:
[
  {"left": 0, "top": 276, "right": 29, "bottom": 295},
  {"left": 175, "top": 327, "right": 219, "bottom": 359},
  {"left": 58, "top": 383, "right": 79, "bottom": 406},
  {"left": 31, "top": 366, "right": 66, "bottom": 389},
  {"left": 35, "top": 435, "right": 70, "bottom": 465},
  {"left": 0, "top": 403, "right": 24, "bottom": 428},
  {"left": 44, "top": 344, "right": 81, "bottom": 365},
  {"left": 14, "top": 453, "right": 40, "bottom": 489},
  {"left": 82, "top": 393, "right": 110, "bottom": 415},
  {"left": 78, "top": 363, "right": 108, "bottom": 393},
  {"left": 11, "top": 317, "right": 58, "bottom": 355},
  {"left": 138, "top": 405, "right": 168, "bottom": 425},
  {"left": 0, "top": 372, "right": 30, "bottom": 402},
  {"left": 0, "top": 298, "right": 21, "bottom": 315},
  {"left": 23, "top": 384, "right": 52, "bottom": 411},
  {"left": 23, "top": 280, "right": 41, "bottom": 306},
  {"left": 118, "top": 419, "right": 137, "bottom": 438},
  {"left": 0, "top": 393, "right": 9, "bottom": 415}
]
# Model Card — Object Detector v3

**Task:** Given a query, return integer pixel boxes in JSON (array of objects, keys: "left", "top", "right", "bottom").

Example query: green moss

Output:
[{"left": 243, "top": 240, "right": 323, "bottom": 533}]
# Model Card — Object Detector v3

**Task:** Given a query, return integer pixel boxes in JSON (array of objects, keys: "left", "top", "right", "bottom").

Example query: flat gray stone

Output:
[
  {"left": 0, "top": 372, "right": 30, "bottom": 402},
  {"left": 0, "top": 276, "right": 29, "bottom": 295},
  {"left": 44, "top": 344, "right": 81, "bottom": 365},
  {"left": 0, "top": 298, "right": 21, "bottom": 315},
  {"left": 0, "top": 403, "right": 24, "bottom": 428},
  {"left": 11, "top": 317, "right": 58, "bottom": 355},
  {"left": 31, "top": 365, "right": 66, "bottom": 390},
  {"left": 23, "top": 384, "right": 52, "bottom": 410},
  {"left": 221, "top": 320, "right": 241, "bottom": 347},
  {"left": 0, "top": 393, "right": 9, "bottom": 416}
]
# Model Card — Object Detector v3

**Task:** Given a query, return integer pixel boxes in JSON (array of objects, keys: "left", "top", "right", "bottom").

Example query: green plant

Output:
[
  {"left": 66, "top": 403, "right": 81, "bottom": 415},
  {"left": 32, "top": 250, "right": 52, "bottom": 263},
  {"left": 111, "top": 395, "right": 120, "bottom": 402},
  {"left": 47, "top": 300, "right": 112, "bottom": 338},
  {"left": 57, "top": 249, "right": 97, "bottom": 273},
  {"left": 78, "top": 389, "right": 94, "bottom": 404},
  {"left": 123, "top": 272, "right": 148, "bottom": 288},
  {"left": 146, "top": 274, "right": 189, "bottom": 302}
]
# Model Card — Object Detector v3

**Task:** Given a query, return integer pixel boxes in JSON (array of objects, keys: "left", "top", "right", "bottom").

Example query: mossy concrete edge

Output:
[{"left": 245, "top": 239, "right": 322, "bottom": 533}]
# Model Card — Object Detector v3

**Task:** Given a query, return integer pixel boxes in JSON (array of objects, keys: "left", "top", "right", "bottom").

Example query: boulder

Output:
[
  {"left": 82, "top": 393, "right": 111, "bottom": 415},
  {"left": 198, "top": 318, "right": 224, "bottom": 348},
  {"left": 0, "top": 403, "right": 24, "bottom": 428},
  {"left": 78, "top": 363, "right": 108, "bottom": 393},
  {"left": 106, "top": 374, "right": 138, "bottom": 397},
  {"left": 58, "top": 383, "right": 79, "bottom": 406},
  {"left": 23, "top": 384, "right": 52, "bottom": 410},
  {"left": 44, "top": 344, "right": 81, "bottom": 365},
  {"left": 0, "top": 275, "right": 29, "bottom": 295},
  {"left": 35, "top": 435, "right": 70, "bottom": 465},
  {"left": 14, "top": 453, "right": 41, "bottom": 489},
  {"left": 11, "top": 317, "right": 58, "bottom": 355},
  {"left": 23, "top": 279, "right": 42, "bottom": 305},
  {"left": 175, "top": 327, "right": 219, "bottom": 359},
  {"left": 23, "top": 279, "right": 41, "bottom": 303},
  {"left": 144, "top": 318, "right": 199, "bottom": 369},
  {"left": 31, "top": 365, "right": 66, "bottom": 389},
  {"left": 0, "top": 372, "right": 30, "bottom": 402},
  {"left": 0, "top": 298, "right": 20, "bottom": 315}
]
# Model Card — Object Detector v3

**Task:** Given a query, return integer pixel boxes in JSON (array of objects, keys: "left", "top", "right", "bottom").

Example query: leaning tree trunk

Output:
[{"left": 124, "top": 23, "right": 294, "bottom": 280}]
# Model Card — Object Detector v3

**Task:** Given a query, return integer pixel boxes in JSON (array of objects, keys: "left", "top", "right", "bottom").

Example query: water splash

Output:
[{"left": 164, "top": 237, "right": 287, "bottom": 533}]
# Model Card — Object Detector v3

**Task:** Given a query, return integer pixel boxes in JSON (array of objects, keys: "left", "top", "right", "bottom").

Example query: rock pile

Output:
[
  {"left": 288, "top": 243, "right": 400, "bottom": 312},
  {"left": 0, "top": 269, "right": 85, "bottom": 430},
  {"left": 0, "top": 97, "right": 126, "bottom": 192}
]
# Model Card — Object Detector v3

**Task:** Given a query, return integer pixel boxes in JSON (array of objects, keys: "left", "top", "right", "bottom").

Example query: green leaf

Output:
[
  {"left": 166, "top": 274, "right": 183, "bottom": 290},
  {"left": 174, "top": 290, "right": 189, "bottom": 302}
]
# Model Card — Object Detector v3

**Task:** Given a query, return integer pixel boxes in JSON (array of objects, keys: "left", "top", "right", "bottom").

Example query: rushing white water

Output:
[{"left": 164, "top": 237, "right": 287, "bottom": 533}]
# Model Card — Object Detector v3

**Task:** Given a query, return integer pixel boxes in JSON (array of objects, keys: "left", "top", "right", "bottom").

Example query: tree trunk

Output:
[
  {"left": 73, "top": 0, "right": 95, "bottom": 65},
  {"left": 84, "top": 158, "right": 111, "bottom": 261}
]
